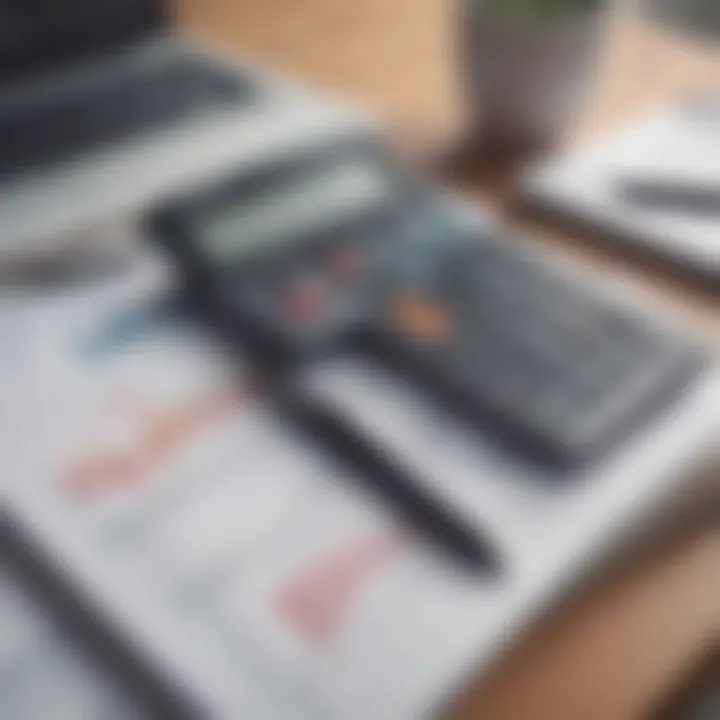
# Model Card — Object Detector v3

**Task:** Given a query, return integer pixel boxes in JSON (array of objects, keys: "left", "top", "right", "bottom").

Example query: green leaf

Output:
[{"left": 481, "top": 0, "right": 601, "bottom": 18}]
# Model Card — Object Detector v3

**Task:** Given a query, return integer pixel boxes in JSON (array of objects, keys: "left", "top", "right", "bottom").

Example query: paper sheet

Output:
[
  {"left": 524, "top": 105, "right": 720, "bottom": 274},
  {"left": 1, "top": 249, "right": 495, "bottom": 720}
]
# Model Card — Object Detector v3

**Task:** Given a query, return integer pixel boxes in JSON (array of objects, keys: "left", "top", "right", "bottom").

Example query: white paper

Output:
[
  {"left": 524, "top": 105, "right": 720, "bottom": 272},
  {"left": 0, "top": 249, "right": 498, "bottom": 720}
]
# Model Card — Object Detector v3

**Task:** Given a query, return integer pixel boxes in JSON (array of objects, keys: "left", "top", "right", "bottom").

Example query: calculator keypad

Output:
[
  {"left": 368, "top": 238, "right": 703, "bottom": 466},
  {"left": 220, "top": 208, "right": 703, "bottom": 467}
]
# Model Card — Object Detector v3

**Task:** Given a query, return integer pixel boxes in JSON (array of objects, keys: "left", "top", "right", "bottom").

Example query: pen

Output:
[
  {"left": 620, "top": 178, "right": 720, "bottom": 216},
  {"left": 282, "top": 395, "right": 501, "bottom": 574}
]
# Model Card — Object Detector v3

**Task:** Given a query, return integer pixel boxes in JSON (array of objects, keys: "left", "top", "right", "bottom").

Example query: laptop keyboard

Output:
[{"left": 0, "top": 56, "right": 251, "bottom": 179}]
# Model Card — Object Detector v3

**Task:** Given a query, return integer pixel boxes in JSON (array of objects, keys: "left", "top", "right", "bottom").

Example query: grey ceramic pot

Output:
[
  {"left": 460, "top": 2, "right": 605, "bottom": 150},
  {"left": 642, "top": 0, "right": 720, "bottom": 40}
]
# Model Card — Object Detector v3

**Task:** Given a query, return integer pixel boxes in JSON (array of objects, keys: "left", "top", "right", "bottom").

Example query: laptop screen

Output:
[{"left": 0, "top": 0, "right": 166, "bottom": 86}]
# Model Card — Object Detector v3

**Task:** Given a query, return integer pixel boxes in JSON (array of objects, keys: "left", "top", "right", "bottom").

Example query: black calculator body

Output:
[
  {"left": 150, "top": 139, "right": 424, "bottom": 365},
  {"left": 150, "top": 139, "right": 705, "bottom": 470}
]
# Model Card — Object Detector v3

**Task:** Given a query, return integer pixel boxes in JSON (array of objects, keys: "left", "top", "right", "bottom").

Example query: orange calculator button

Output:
[{"left": 391, "top": 293, "right": 452, "bottom": 345}]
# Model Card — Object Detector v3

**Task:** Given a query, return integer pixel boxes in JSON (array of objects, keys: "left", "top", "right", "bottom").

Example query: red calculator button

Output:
[
  {"left": 330, "top": 247, "right": 363, "bottom": 282},
  {"left": 286, "top": 281, "right": 324, "bottom": 324}
]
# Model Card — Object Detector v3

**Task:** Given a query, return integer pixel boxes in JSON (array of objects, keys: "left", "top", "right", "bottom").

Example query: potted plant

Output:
[
  {"left": 642, "top": 0, "right": 720, "bottom": 41},
  {"left": 460, "top": 0, "right": 606, "bottom": 151}
]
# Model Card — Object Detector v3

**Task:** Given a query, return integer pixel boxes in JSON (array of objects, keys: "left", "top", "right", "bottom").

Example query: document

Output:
[{"left": 1, "top": 248, "right": 495, "bottom": 720}]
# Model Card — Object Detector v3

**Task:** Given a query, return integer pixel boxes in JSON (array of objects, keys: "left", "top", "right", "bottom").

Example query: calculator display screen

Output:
[{"left": 199, "top": 162, "right": 392, "bottom": 263}]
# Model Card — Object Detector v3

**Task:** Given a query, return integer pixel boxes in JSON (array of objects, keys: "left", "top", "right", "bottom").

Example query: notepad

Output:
[{"left": 522, "top": 102, "right": 720, "bottom": 283}]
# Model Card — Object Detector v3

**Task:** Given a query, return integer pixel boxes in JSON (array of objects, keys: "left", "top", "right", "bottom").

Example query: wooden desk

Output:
[{"left": 177, "top": 3, "right": 719, "bottom": 718}]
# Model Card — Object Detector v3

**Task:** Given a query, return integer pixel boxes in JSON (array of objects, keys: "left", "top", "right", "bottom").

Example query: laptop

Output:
[{"left": 0, "top": 0, "right": 371, "bottom": 268}]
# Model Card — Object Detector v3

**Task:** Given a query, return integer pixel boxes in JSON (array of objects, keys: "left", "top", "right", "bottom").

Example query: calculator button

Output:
[
  {"left": 390, "top": 293, "right": 452, "bottom": 345},
  {"left": 286, "top": 280, "right": 325, "bottom": 324},
  {"left": 330, "top": 246, "right": 364, "bottom": 282}
]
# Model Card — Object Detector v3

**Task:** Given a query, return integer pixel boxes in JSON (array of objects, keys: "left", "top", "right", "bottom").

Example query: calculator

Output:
[
  {"left": 151, "top": 138, "right": 706, "bottom": 470},
  {"left": 150, "top": 139, "right": 414, "bottom": 361}
]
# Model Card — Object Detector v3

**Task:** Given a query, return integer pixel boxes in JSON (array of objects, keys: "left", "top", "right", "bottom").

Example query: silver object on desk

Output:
[{"left": 0, "top": 0, "right": 374, "bottom": 271}]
